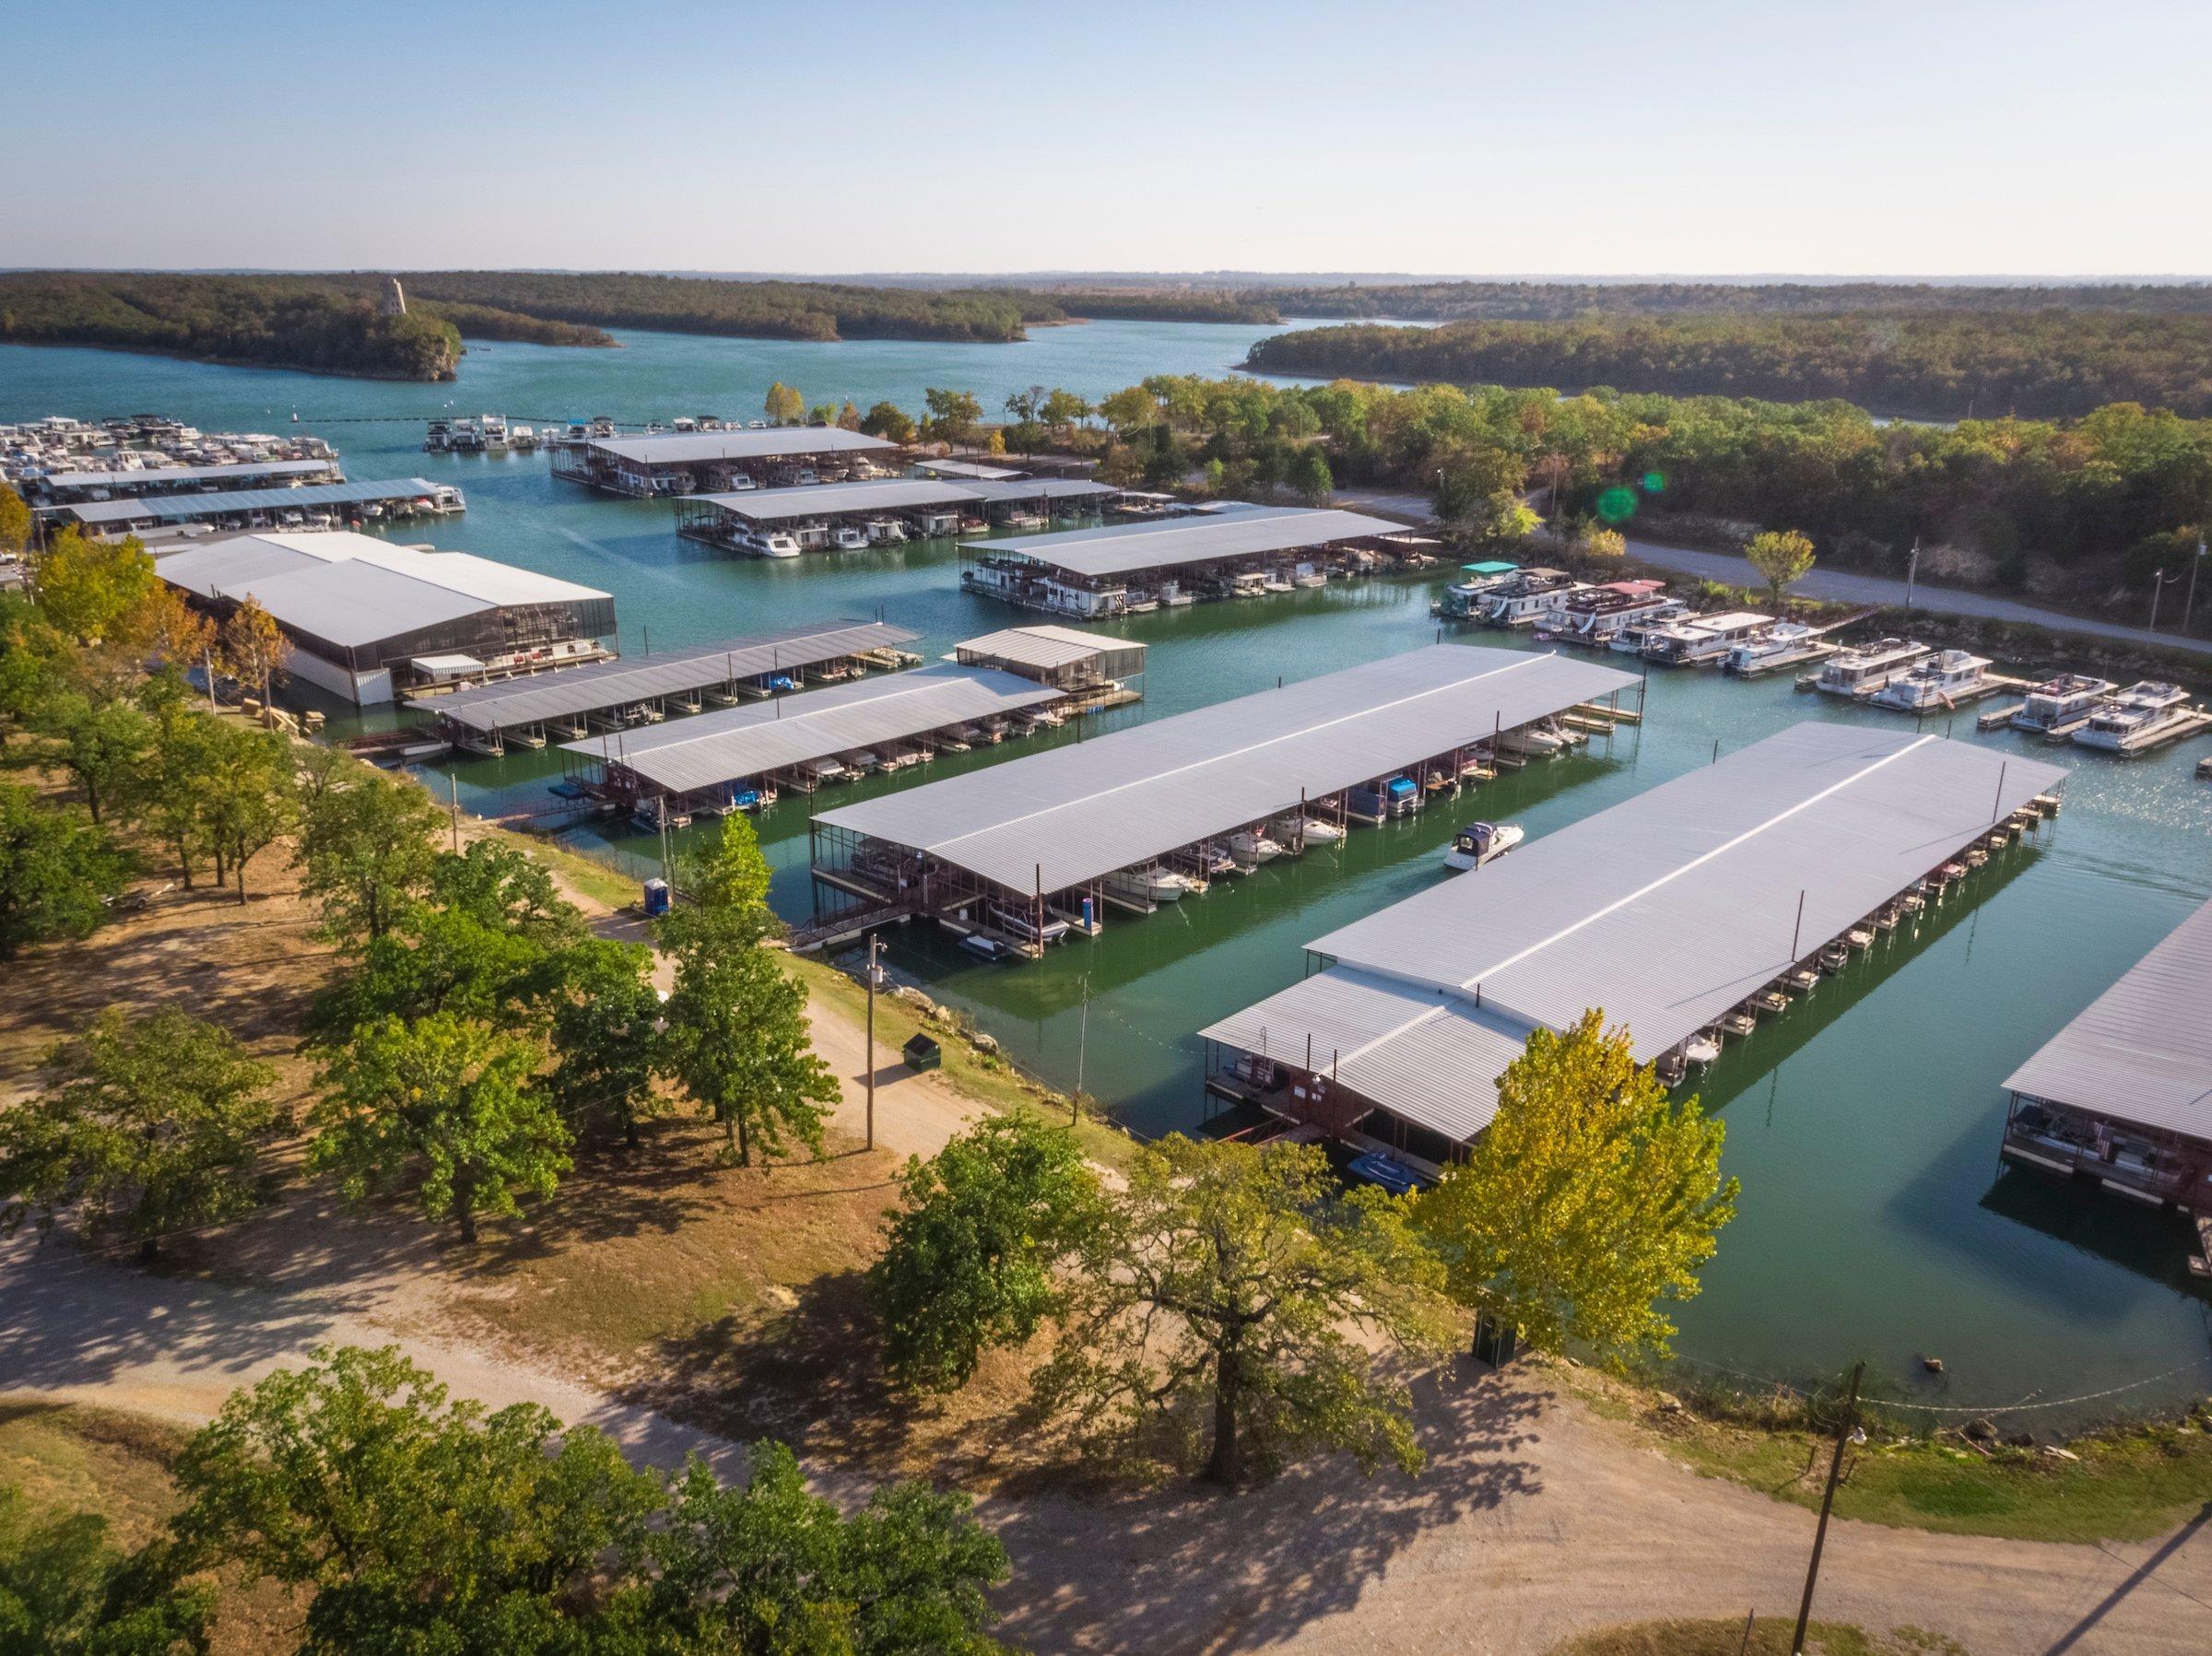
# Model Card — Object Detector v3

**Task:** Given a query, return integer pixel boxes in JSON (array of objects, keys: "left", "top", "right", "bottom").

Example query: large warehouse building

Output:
[{"left": 157, "top": 532, "right": 615, "bottom": 705}]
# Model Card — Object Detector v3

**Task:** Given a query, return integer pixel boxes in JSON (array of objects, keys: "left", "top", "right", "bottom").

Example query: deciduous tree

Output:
[
  {"left": 764, "top": 381, "right": 805, "bottom": 425},
  {"left": 0, "top": 1006, "right": 281, "bottom": 1260},
  {"left": 294, "top": 769, "right": 443, "bottom": 944},
  {"left": 310, "top": 1013, "right": 570, "bottom": 1243},
  {"left": 1038, "top": 1136, "right": 1456, "bottom": 1485},
  {"left": 0, "top": 784, "right": 135, "bottom": 958},
  {"left": 1289, "top": 445, "right": 1334, "bottom": 504},
  {"left": 860, "top": 401, "right": 917, "bottom": 444},
  {"left": 217, "top": 597, "right": 290, "bottom": 699},
  {"left": 0, "top": 484, "right": 30, "bottom": 557},
  {"left": 1414, "top": 1010, "right": 1736, "bottom": 1365},
  {"left": 871, "top": 1115, "right": 1106, "bottom": 1392},
  {"left": 0, "top": 1485, "right": 213, "bottom": 1655},
  {"left": 921, "top": 387, "right": 983, "bottom": 449},
  {"left": 1746, "top": 527, "right": 1817, "bottom": 607},
  {"left": 37, "top": 691, "right": 152, "bottom": 825},
  {"left": 25, "top": 529, "right": 156, "bottom": 648},
  {"left": 199, "top": 721, "right": 296, "bottom": 902},
  {"left": 547, "top": 937, "right": 667, "bottom": 1149},
  {"left": 663, "top": 941, "right": 836, "bottom": 1168}
]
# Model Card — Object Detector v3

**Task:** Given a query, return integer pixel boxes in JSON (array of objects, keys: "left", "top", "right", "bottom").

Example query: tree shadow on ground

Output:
[{"left": 985, "top": 1357, "right": 1550, "bottom": 1654}]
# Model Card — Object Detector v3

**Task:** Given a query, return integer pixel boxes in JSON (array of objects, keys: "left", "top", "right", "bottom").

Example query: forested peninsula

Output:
[{"left": 1242, "top": 312, "right": 2212, "bottom": 420}]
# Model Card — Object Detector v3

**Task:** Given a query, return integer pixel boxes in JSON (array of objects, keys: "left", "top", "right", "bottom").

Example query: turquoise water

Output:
[{"left": 6, "top": 326, "right": 2211, "bottom": 1421}]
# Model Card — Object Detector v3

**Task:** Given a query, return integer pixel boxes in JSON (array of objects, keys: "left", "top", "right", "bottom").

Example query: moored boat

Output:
[{"left": 1442, "top": 819, "right": 1524, "bottom": 871}]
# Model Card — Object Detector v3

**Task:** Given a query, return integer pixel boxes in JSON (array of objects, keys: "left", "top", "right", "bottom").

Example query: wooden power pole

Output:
[{"left": 1791, "top": 1362, "right": 1865, "bottom": 1655}]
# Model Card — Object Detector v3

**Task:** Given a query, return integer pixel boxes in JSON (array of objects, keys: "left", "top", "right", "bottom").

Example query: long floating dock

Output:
[
  {"left": 1201, "top": 723, "right": 2067, "bottom": 1175},
  {"left": 808, "top": 645, "right": 1639, "bottom": 957}
]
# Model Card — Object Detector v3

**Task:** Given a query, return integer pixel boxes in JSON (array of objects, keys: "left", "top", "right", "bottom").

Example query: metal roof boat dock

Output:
[
  {"left": 155, "top": 531, "right": 612, "bottom": 707},
  {"left": 807, "top": 646, "right": 1638, "bottom": 957},
  {"left": 45, "top": 477, "right": 463, "bottom": 534},
  {"left": 27, "top": 456, "right": 344, "bottom": 503},
  {"left": 951, "top": 625, "right": 1147, "bottom": 696},
  {"left": 958, "top": 503, "right": 1408, "bottom": 619},
  {"left": 675, "top": 476, "right": 1118, "bottom": 555},
  {"left": 551, "top": 427, "right": 898, "bottom": 498},
  {"left": 407, "top": 620, "right": 923, "bottom": 755},
  {"left": 1201, "top": 722, "right": 2068, "bottom": 1175},
  {"left": 562, "top": 663, "right": 1071, "bottom": 819},
  {"left": 1999, "top": 895, "right": 2212, "bottom": 1251}
]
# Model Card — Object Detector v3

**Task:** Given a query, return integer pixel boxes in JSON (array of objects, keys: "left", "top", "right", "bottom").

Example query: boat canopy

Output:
[{"left": 1462, "top": 560, "right": 1519, "bottom": 575}]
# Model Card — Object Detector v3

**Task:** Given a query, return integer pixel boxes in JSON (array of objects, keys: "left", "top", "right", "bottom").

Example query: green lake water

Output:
[{"left": 6, "top": 324, "right": 2210, "bottom": 1422}]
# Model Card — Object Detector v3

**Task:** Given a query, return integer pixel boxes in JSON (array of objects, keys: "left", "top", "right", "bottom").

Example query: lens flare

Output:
[
  {"left": 1642, "top": 470, "right": 1666, "bottom": 493},
  {"left": 1596, "top": 486, "right": 1638, "bottom": 523}
]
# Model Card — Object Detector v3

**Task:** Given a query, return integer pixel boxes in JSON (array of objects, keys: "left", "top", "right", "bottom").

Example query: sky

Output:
[{"left": 13, "top": 0, "right": 2212, "bottom": 278}]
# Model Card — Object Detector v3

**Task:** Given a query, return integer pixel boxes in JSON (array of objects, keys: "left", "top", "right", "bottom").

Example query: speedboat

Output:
[
  {"left": 959, "top": 934, "right": 1009, "bottom": 961},
  {"left": 1274, "top": 814, "right": 1343, "bottom": 845},
  {"left": 1104, "top": 864, "right": 1191, "bottom": 903},
  {"left": 830, "top": 525, "right": 870, "bottom": 550},
  {"left": 1229, "top": 830, "right": 1285, "bottom": 863},
  {"left": 1682, "top": 1033, "right": 1722, "bottom": 1065},
  {"left": 1443, "top": 820, "right": 1523, "bottom": 872},
  {"left": 1346, "top": 1153, "right": 1425, "bottom": 1196}
]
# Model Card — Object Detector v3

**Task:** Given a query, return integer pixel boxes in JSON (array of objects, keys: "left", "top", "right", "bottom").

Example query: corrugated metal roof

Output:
[
  {"left": 563, "top": 664, "right": 1061, "bottom": 795},
  {"left": 591, "top": 429, "right": 894, "bottom": 466},
  {"left": 2003, "top": 896, "right": 2212, "bottom": 1139},
  {"left": 913, "top": 459, "right": 1020, "bottom": 479},
  {"left": 407, "top": 621, "right": 921, "bottom": 734},
  {"left": 951, "top": 624, "right": 1135, "bottom": 673},
  {"left": 817, "top": 646, "right": 1636, "bottom": 894},
  {"left": 959, "top": 503, "right": 1406, "bottom": 578},
  {"left": 696, "top": 479, "right": 976, "bottom": 522},
  {"left": 230, "top": 559, "right": 490, "bottom": 648},
  {"left": 37, "top": 458, "right": 337, "bottom": 495},
  {"left": 1204, "top": 723, "right": 2069, "bottom": 1145},
  {"left": 958, "top": 478, "right": 1119, "bottom": 505},
  {"left": 60, "top": 478, "right": 449, "bottom": 525}
]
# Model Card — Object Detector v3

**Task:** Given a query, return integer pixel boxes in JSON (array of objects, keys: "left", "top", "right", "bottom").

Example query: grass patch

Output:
[
  {"left": 1565, "top": 1364, "right": 2212, "bottom": 1544},
  {"left": 786, "top": 952, "right": 1136, "bottom": 1173},
  {"left": 488, "top": 824, "right": 640, "bottom": 914},
  {"left": 1554, "top": 1618, "right": 1966, "bottom": 1656}
]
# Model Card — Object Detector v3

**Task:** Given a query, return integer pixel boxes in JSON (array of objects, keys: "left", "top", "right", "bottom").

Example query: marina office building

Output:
[
  {"left": 810, "top": 646, "right": 1635, "bottom": 956},
  {"left": 551, "top": 428, "right": 898, "bottom": 498},
  {"left": 2000, "top": 894, "right": 2212, "bottom": 1264},
  {"left": 42, "top": 478, "right": 464, "bottom": 537},
  {"left": 959, "top": 503, "right": 1410, "bottom": 617},
  {"left": 156, "top": 531, "right": 614, "bottom": 705},
  {"left": 409, "top": 620, "right": 924, "bottom": 756},
  {"left": 675, "top": 476, "right": 1120, "bottom": 555},
  {"left": 1202, "top": 723, "right": 2067, "bottom": 1174}
]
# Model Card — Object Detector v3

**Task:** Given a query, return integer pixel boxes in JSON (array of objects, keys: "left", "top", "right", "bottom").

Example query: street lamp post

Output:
[
  {"left": 2186, "top": 538, "right": 2206, "bottom": 634},
  {"left": 2149, "top": 568, "right": 2183, "bottom": 633}
]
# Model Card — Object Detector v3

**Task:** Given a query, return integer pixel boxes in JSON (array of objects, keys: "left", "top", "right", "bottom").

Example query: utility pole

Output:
[
  {"left": 2149, "top": 568, "right": 2178, "bottom": 633},
  {"left": 448, "top": 773, "right": 461, "bottom": 852},
  {"left": 864, "top": 933, "right": 878, "bottom": 1151},
  {"left": 1902, "top": 539, "right": 1919, "bottom": 614},
  {"left": 202, "top": 648, "right": 218, "bottom": 713},
  {"left": 1791, "top": 1362, "right": 1865, "bottom": 1656},
  {"left": 2185, "top": 539, "right": 2206, "bottom": 635}
]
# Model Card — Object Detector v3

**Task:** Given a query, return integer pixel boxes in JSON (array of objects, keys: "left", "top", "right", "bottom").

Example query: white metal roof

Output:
[
  {"left": 563, "top": 664, "right": 1061, "bottom": 795},
  {"left": 696, "top": 479, "right": 975, "bottom": 522},
  {"left": 2003, "top": 895, "right": 2212, "bottom": 1141},
  {"left": 817, "top": 646, "right": 1635, "bottom": 894},
  {"left": 951, "top": 624, "right": 1136, "bottom": 673},
  {"left": 960, "top": 503, "right": 1404, "bottom": 579},
  {"left": 1203, "top": 723, "right": 2069, "bottom": 1144},
  {"left": 408, "top": 621, "right": 920, "bottom": 734},
  {"left": 57, "top": 479, "right": 447, "bottom": 525},
  {"left": 913, "top": 459, "right": 1021, "bottom": 479},
  {"left": 591, "top": 429, "right": 894, "bottom": 466},
  {"left": 37, "top": 458, "right": 337, "bottom": 495}
]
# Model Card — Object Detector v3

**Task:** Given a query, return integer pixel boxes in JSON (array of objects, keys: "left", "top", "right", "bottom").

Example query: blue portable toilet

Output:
[
  {"left": 642, "top": 877, "right": 671, "bottom": 917},
  {"left": 1082, "top": 897, "right": 1095, "bottom": 930}
]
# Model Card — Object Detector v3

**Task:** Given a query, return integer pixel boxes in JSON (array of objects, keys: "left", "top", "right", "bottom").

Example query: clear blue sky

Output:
[{"left": 15, "top": 0, "right": 2210, "bottom": 276}]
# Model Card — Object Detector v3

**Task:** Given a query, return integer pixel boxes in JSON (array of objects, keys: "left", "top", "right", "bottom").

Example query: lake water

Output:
[{"left": 6, "top": 323, "right": 2210, "bottom": 1423}]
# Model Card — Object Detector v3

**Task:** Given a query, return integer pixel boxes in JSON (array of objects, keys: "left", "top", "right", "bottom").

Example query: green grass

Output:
[
  {"left": 785, "top": 952, "right": 1137, "bottom": 1172},
  {"left": 487, "top": 824, "right": 641, "bottom": 913},
  {"left": 1571, "top": 1368, "right": 2212, "bottom": 1544},
  {"left": 0, "top": 1401, "right": 187, "bottom": 1545},
  {"left": 1554, "top": 1619, "right": 1966, "bottom": 1656}
]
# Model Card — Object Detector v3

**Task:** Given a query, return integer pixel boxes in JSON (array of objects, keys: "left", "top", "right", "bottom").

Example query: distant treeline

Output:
[
  {"left": 0, "top": 274, "right": 470, "bottom": 381},
  {"left": 1242, "top": 313, "right": 2212, "bottom": 419},
  {"left": 1233, "top": 279, "right": 2212, "bottom": 321}
]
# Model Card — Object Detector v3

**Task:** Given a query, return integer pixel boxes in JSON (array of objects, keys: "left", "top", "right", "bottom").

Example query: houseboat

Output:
[
  {"left": 1433, "top": 560, "right": 1521, "bottom": 620},
  {"left": 2073, "top": 682, "right": 2196, "bottom": 753},
  {"left": 1642, "top": 611, "right": 1773, "bottom": 666},
  {"left": 1870, "top": 650, "right": 1991, "bottom": 711},
  {"left": 1443, "top": 819, "right": 1523, "bottom": 871},
  {"left": 2011, "top": 674, "right": 2115, "bottom": 736},
  {"left": 1476, "top": 568, "right": 1586, "bottom": 628},
  {"left": 1723, "top": 620, "right": 1815, "bottom": 675},
  {"left": 1815, "top": 638, "right": 1929, "bottom": 697},
  {"left": 1545, "top": 581, "right": 1678, "bottom": 644}
]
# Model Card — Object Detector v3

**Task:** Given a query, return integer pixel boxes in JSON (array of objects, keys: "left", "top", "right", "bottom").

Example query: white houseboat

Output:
[
  {"left": 1815, "top": 637, "right": 1930, "bottom": 697},
  {"left": 2073, "top": 682, "right": 2195, "bottom": 753},
  {"left": 1477, "top": 568, "right": 1587, "bottom": 628},
  {"left": 1871, "top": 650, "right": 1991, "bottom": 711},
  {"left": 1545, "top": 580, "right": 1679, "bottom": 644},
  {"left": 1432, "top": 560, "right": 1520, "bottom": 620},
  {"left": 1723, "top": 620, "right": 1815, "bottom": 675},
  {"left": 1642, "top": 610, "right": 1773, "bottom": 665},
  {"left": 2011, "top": 674, "right": 2115, "bottom": 736}
]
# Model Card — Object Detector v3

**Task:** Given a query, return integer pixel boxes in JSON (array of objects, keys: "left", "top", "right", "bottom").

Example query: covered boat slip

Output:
[
  {"left": 957, "top": 503, "right": 1408, "bottom": 617},
  {"left": 951, "top": 624, "right": 1147, "bottom": 696},
  {"left": 406, "top": 620, "right": 923, "bottom": 755},
  {"left": 44, "top": 477, "right": 463, "bottom": 534},
  {"left": 551, "top": 428, "right": 897, "bottom": 497},
  {"left": 1203, "top": 722, "right": 2070, "bottom": 1174},
  {"left": 2000, "top": 895, "right": 2212, "bottom": 1236},
  {"left": 810, "top": 646, "right": 1637, "bottom": 957},
  {"left": 675, "top": 476, "right": 1118, "bottom": 554},
  {"left": 562, "top": 664, "right": 1067, "bottom": 816},
  {"left": 29, "top": 456, "right": 343, "bottom": 503}
]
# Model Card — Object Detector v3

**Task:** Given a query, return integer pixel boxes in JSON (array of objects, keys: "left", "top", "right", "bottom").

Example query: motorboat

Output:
[
  {"left": 738, "top": 529, "right": 804, "bottom": 558},
  {"left": 959, "top": 933, "right": 1009, "bottom": 962},
  {"left": 991, "top": 905, "right": 1070, "bottom": 946},
  {"left": 1346, "top": 1153, "right": 1426, "bottom": 1196},
  {"left": 2073, "top": 682, "right": 2194, "bottom": 753},
  {"left": 1870, "top": 650, "right": 1991, "bottom": 711},
  {"left": 2011, "top": 674, "right": 2115, "bottom": 735},
  {"left": 1274, "top": 814, "right": 1343, "bottom": 845},
  {"left": 1104, "top": 864, "right": 1192, "bottom": 903},
  {"left": 1682, "top": 1032, "right": 1722, "bottom": 1065},
  {"left": 1495, "top": 720, "right": 1569, "bottom": 758},
  {"left": 1229, "top": 830, "right": 1285, "bottom": 863},
  {"left": 866, "top": 518, "right": 908, "bottom": 544},
  {"left": 1443, "top": 819, "right": 1524, "bottom": 871},
  {"left": 830, "top": 525, "right": 870, "bottom": 550},
  {"left": 846, "top": 751, "right": 880, "bottom": 774}
]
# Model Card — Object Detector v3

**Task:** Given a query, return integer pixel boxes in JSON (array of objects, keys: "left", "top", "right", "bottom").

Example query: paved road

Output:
[{"left": 1328, "top": 488, "right": 2212, "bottom": 659}]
